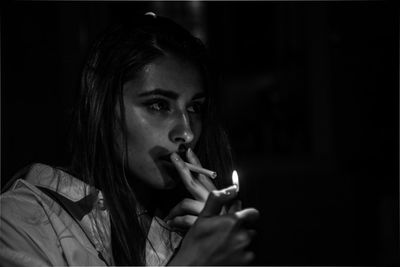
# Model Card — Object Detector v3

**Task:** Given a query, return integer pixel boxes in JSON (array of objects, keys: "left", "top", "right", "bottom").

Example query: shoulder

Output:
[
  {"left": 0, "top": 164, "right": 67, "bottom": 264},
  {"left": 0, "top": 163, "right": 108, "bottom": 266},
  {"left": 1, "top": 164, "right": 64, "bottom": 225},
  {"left": 1, "top": 183, "right": 59, "bottom": 265},
  {"left": 1, "top": 164, "right": 54, "bottom": 227},
  {"left": 0, "top": 163, "right": 88, "bottom": 235}
]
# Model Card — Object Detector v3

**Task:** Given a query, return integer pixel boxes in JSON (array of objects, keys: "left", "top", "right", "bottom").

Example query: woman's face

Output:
[{"left": 117, "top": 54, "right": 205, "bottom": 190}]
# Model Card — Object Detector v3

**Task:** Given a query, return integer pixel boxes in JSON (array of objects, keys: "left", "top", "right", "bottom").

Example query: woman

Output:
[{"left": 0, "top": 13, "right": 259, "bottom": 266}]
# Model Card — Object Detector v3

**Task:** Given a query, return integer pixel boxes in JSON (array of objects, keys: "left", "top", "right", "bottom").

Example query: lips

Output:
[{"left": 159, "top": 150, "right": 187, "bottom": 163}]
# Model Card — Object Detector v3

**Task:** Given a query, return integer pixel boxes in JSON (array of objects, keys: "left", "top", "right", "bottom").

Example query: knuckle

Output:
[
  {"left": 182, "top": 215, "right": 191, "bottom": 225},
  {"left": 188, "top": 179, "right": 197, "bottom": 189},
  {"left": 182, "top": 165, "right": 191, "bottom": 174}
]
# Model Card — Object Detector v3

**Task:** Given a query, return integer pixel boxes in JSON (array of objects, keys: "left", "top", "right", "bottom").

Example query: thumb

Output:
[{"left": 200, "top": 185, "right": 238, "bottom": 217}]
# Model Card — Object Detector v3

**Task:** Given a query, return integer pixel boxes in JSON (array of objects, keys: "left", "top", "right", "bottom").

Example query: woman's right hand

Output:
[{"left": 168, "top": 186, "right": 260, "bottom": 266}]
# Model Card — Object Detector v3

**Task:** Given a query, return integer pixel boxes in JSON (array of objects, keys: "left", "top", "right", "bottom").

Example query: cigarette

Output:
[{"left": 185, "top": 162, "right": 217, "bottom": 179}]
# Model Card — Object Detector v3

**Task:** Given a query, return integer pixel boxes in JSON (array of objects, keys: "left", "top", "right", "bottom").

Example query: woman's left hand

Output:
[{"left": 165, "top": 148, "right": 216, "bottom": 233}]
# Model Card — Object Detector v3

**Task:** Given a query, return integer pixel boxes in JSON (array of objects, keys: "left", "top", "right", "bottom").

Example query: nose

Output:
[{"left": 169, "top": 112, "right": 194, "bottom": 145}]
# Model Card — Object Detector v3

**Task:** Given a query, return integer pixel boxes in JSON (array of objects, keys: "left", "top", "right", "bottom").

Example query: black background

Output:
[{"left": 1, "top": 1, "right": 399, "bottom": 265}]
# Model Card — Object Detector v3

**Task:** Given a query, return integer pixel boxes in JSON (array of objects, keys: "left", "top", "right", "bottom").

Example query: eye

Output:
[
  {"left": 145, "top": 99, "right": 170, "bottom": 112},
  {"left": 187, "top": 101, "right": 205, "bottom": 114}
]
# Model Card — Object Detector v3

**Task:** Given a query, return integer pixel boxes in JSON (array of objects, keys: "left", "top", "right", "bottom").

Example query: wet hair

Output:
[{"left": 69, "top": 14, "right": 233, "bottom": 265}]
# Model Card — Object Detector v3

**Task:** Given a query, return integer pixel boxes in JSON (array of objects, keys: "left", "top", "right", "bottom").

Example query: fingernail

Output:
[
  {"left": 187, "top": 147, "right": 193, "bottom": 158},
  {"left": 223, "top": 185, "right": 238, "bottom": 195},
  {"left": 171, "top": 153, "right": 179, "bottom": 161}
]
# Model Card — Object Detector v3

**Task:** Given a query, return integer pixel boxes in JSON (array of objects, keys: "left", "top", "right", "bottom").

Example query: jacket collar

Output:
[{"left": 17, "top": 163, "right": 182, "bottom": 265}]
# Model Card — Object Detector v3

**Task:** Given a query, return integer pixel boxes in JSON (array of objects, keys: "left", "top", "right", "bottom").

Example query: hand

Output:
[
  {"left": 165, "top": 149, "right": 216, "bottom": 232},
  {"left": 170, "top": 148, "right": 216, "bottom": 202},
  {"left": 164, "top": 198, "right": 204, "bottom": 233},
  {"left": 168, "top": 186, "right": 260, "bottom": 265}
]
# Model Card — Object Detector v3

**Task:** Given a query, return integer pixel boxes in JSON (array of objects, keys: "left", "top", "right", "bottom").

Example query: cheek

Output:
[
  {"left": 126, "top": 117, "right": 154, "bottom": 149},
  {"left": 124, "top": 109, "right": 166, "bottom": 154}
]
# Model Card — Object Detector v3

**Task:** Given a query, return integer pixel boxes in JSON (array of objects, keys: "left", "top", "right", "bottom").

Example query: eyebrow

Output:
[{"left": 138, "top": 88, "right": 206, "bottom": 100}]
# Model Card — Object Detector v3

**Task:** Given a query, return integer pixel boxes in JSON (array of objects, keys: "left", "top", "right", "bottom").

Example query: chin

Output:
[{"left": 152, "top": 163, "right": 180, "bottom": 190}]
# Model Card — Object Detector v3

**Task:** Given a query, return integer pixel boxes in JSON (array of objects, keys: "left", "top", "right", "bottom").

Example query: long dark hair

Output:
[{"left": 70, "top": 14, "right": 233, "bottom": 265}]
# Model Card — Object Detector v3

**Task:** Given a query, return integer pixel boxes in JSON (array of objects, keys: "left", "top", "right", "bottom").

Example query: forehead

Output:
[{"left": 125, "top": 54, "right": 205, "bottom": 97}]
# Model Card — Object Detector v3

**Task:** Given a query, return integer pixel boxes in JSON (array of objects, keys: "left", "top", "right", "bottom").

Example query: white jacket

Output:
[{"left": 0, "top": 163, "right": 182, "bottom": 266}]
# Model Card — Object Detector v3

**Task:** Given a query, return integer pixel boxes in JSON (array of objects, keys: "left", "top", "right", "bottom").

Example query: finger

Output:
[
  {"left": 197, "top": 174, "right": 217, "bottom": 192},
  {"left": 164, "top": 198, "right": 204, "bottom": 221},
  {"left": 186, "top": 148, "right": 216, "bottom": 192},
  {"left": 171, "top": 152, "right": 209, "bottom": 201},
  {"left": 186, "top": 147, "right": 203, "bottom": 166},
  {"left": 235, "top": 208, "right": 260, "bottom": 227},
  {"left": 228, "top": 200, "right": 242, "bottom": 214},
  {"left": 167, "top": 215, "right": 197, "bottom": 230},
  {"left": 200, "top": 186, "right": 238, "bottom": 217}
]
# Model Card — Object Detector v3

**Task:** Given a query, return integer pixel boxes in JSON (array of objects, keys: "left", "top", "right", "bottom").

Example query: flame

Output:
[{"left": 232, "top": 170, "right": 239, "bottom": 192}]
